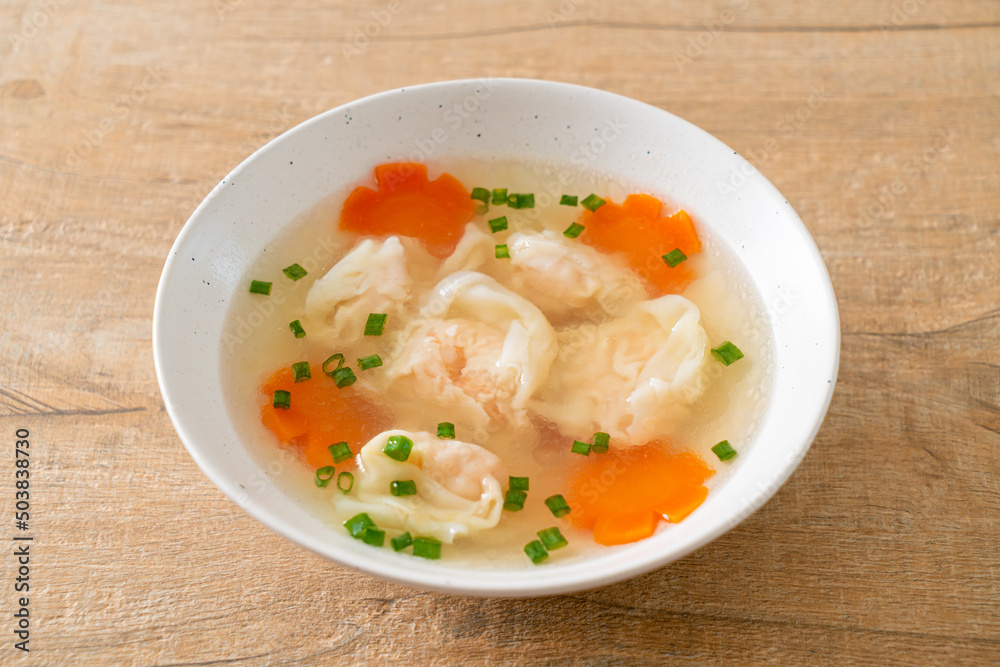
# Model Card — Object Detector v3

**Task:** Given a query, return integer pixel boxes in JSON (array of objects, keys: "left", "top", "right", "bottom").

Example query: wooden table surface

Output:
[{"left": 2, "top": 0, "right": 998, "bottom": 664}]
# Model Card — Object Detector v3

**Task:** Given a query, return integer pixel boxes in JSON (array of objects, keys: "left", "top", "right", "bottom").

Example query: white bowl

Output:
[{"left": 153, "top": 78, "right": 839, "bottom": 596}]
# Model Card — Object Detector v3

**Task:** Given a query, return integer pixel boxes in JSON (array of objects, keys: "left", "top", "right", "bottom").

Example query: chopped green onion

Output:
[
  {"left": 337, "top": 471, "right": 354, "bottom": 493},
  {"left": 471, "top": 187, "right": 491, "bottom": 204},
  {"left": 272, "top": 389, "right": 291, "bottom": 410},
  {"left": 364, "top": 313, "right": 388, "bottom": 336},
  {"left": 332, "top": 367, "right": 356, "bottom": 388},
  {"left": 322, "top": 353, "right": 357, "bottom": 388},
  {"left": 563, "top": 222, "right": 585, "bottom": 239},
  {"left": 544, "top": 494, "right": 572, "bottom": 518},
  {"left": 662, "top": 248, "right": 688, "bottom": 268},
  {"left": 329, "top": 441, "right": 352, "bottom": 463},
  {"left": 282, "top": 263, "right": 308, "bottom": 281},
  {"left": 383, "top": 434, "right": 413, "bottom": 462},
  {"left": 488, "top": 216, "right": 508, "bottom": 233},
  {"left": 391, "top": 531, "right": 413, "bottom": 551},
  {"left": 503, "top": 489, "right": 527, "bottom": 511},
  {"left": 413, "top": 536, "right": 442, "bottom": 559},
  {"left": 362, "top": 528, "right": 386, "bottom": 547},
  {"left": 249, "top": 280, "right": 272, "bottom": 295},
  {"left": 581, "top": 194, "right": 606, "bottom": 211},
  {"left": 491, "top": 188, "right": 508, "bottom": 205},
  {"left": 291, "top": 361, "right": 311, "bottom": 383},
  {"left": 571, "top": 440, "right": 591, "bottom": 456},
  {"left": 343, "top": 512, "right": 375, "bottom": 539},
  {"left": 358, "top": 354, "right": 383, "bottom": 370},
  {"left": 592, "top": 432, "right": 610, "bottom": 453},
  {"left": 509, "top": 476, "right": 529, "bottom": 491},
  {"left": 437, "top": 422, "right": 455, "bottom": 439},
  {"left": 507, "top": 193, "right": 535, "bottom": 209},
  {"left": 711, "top": 341, "right": 744, "bottom": 366},
  {"left": 495, "top": 244, "right": 510, "bottom": 259},
  {"left": 712, "top": 440, "right": 738, "bottom": 461},
  {"left": 289, "top": 319, "right": 306, "bottom": 338},
  {"left": 537, "top": 526, "right": 568, "bottom": 550},
  {"left": 390, "top": 479, "right": 417, "bottom": 496},
  {"left": 314, "top": 465, "right": 336, "bottom": 488},
  {"left": 524, "top": 540, "right": 549, "bottom": 564},
  {"left": 560, "top": 195, "right": 578, "bottom": 206}
]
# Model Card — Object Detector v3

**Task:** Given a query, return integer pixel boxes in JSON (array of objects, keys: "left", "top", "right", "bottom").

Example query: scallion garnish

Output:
[
  {"left": 488, "top": 216, "right": 508, "bottom": 233},
  {"left": 413, "top": 536, "right": 442, "bottom": 559},
  {"left": 560, "top": 195, "right": 578, "bottom": 206},
  {"left": 544, "top": 494, "right": 571, "bottom": 518},
  {"left": 322, "top": 353, "right": 358, "bottom": 388},
  {"left": 524, "top": 540, "right": 549, "bottom": 564},
  {"left": 272, "top": 390, "right": 291, "bottom": 410},
  {"left": 337, "top": 471, "right": 354, "bottom": 493},
  {"left": 362, "top": 528, "right": 386, "bottom": 547},
  {"left": 504, "top": 489, "right": 527, "bottom": 511},
  {"left": 571, "top": 440, "right": 591, "bottom": 456},
  {"left": 328, "top": 441, "right": 352, "bottom": 463},
  {"left": 289, "top": 319, "right": 306, "bottom": 338},
  {"left": 383, "top": 434, "right": 413, "bottom": 462},
  {"left": 471, "top": 187, "right": 491, "bottom": 204},
  {"left": 437, "top": 422, "right": 455, "bottom": 439},
  {"left": 592, "top": 432, "right": 610, "bottom": 453},
  {"left": 509, "top": 476, "right": 529, "bottom": 491},
  {"left": 491, "top": 188, "right": 508, "bottom": 205},
  {"left": 507, "top": 193, "right": 535, "bottom": 209},
  {"left": 391, "top": 531, "right": 413, "bottom": 551},
  {"left": 343, "top": 512, "right": 375, "bottom": 539},
  {"left": 581, "top": 194, "right": 606, "bottom": 211},
  {"left": 390, "top": 480, "right": 417, "bottom": 496},
  {"left": 537, "top": 526, "right": 568, "bottom": 550},
  {"left": 711, "top": 341, "right": 744, "bottom": 366},
  {"left": 495, "top": 244, "right": 510, "bottom": 259},
  {"left": 282, "top": 263, "right": 308, "bottom": 281},
  {"left": 563, "top": 222, "right": 585, "bottom": 239},
  {"left": 249, "top": 280, "right": 272, "bottom": 295},
  {"left": 314, "top": 465, "right": 336, "bottom": 488},
  {"left": 358, "top": 354, "right": 383, "bottom": 370},
  {"left": 662, "top": 248, "right": 687, "bottom": 268},
  {"left": 712, "top": 440, "right": 738, "bottom": 461},
  {"left": 291, "top": 361, "right": 311, "bottom": 383},
  {"left": 364, "top": 313, "right": 388, "bottom": 336}
]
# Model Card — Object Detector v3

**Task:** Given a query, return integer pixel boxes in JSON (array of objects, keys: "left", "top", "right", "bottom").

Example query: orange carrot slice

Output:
[
  {"left": 580, "top": 194, "right": 702, "bottom": 294},
  {"left": 340, "top": 163, "right": 476, "bottom": 259},
  {"left": 259, "top": 366, "right": 391, "bottom": 468},
  {"left": 564, "top": 443, "right": 715, "bottom": 546}
]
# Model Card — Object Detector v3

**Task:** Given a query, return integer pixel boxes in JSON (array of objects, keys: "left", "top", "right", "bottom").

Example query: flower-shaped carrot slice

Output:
[
  {"left": 580, "top": 194, "right": 702, "bottom": 294},
  {"left": 340, "top": 163, "right": 476, "bottom": 259},
  {"left": 565, "top": 443, "right": 715, "bottom": 546}
]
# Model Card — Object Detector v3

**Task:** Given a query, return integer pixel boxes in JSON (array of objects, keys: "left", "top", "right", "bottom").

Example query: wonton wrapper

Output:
[
  {"left": 533, "top": 295, "right": 710, "bottom": 445},
  {"left": 334, "top": 429, "right": 506, "bottom": 542},
  {"left": 383, "top": 271, "right": 557, "bottom": 437}
]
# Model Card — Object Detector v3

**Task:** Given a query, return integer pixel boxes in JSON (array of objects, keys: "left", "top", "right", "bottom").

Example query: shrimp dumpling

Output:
[
  {"left": 533, "top": 295, "right": 710, "bottom": 445},
  {"left": 335, "top": 429, "right": 507, "bottom": 542},
  {"left": 304, "top": 236, "right": 431, "bottom": 344},
  {"left": 503, "top": 231, "right": 646, "bottom": 323},
  {"left": 384, "top": 271, "right": 557, "bottom": 435}
]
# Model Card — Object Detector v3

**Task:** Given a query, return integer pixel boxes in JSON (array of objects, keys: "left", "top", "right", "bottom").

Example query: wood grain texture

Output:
[{"left": 1, "top": 0, "right": 998, "bottom": 664}]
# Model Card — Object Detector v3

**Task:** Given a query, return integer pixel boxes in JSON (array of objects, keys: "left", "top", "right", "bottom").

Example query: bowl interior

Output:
[{"left": 153, "top": 78, "right": 839, "bottom": 596}]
